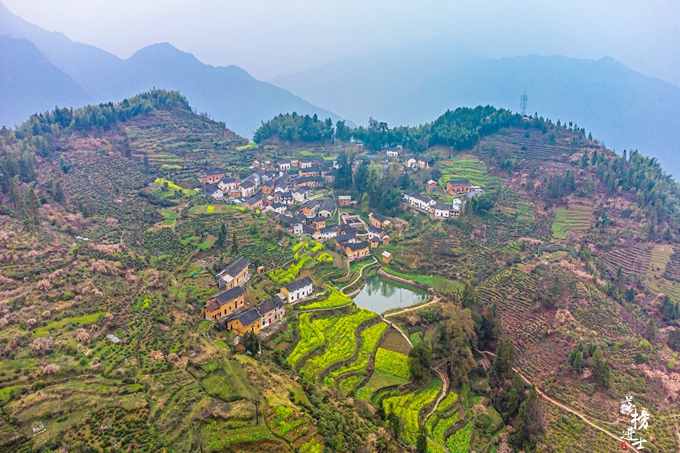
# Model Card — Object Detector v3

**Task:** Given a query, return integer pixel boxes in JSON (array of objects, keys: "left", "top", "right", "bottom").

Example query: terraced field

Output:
[
  {"left": 661, "top": 246, "right": 680, "bottom": 282},
  {"left": 477, "top": 270, "right": 546, "bottom": 356},
  {"left": 264, "top": 404, "right": 322, "bottom": 451},
  {"left": 438, "top": 156, "right": 502, "bottom": 189},
  {"left": 323, "top": 322, "right": 388, "bottom": 391},
  {"left": 479, "top": 128, "right": 586, "bottom": 162},
  {"left": 382, "top": 378, "right": 442, "bottom": 444},
  {"left": 354, "top": 346, "right": 412, "bottom": 401},
  {"left": 299, "top": 309, "right": 377, "bottom": 380},
  {"left": 551, "top": 203, "right": 593, "bottom": 239},
  {"left": 600, "top": 243, "right": 653, "bottom": 276},
  {"left": 125, "top": 109, "right": 243, "bottom": 166}
]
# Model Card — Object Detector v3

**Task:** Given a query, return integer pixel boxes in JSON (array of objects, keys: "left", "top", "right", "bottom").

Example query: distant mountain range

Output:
[
  {"left": 272, "top": 40, "right": 680, "bottom": 177},
  {"left": 3, "top": 1, "right": 679, "bottom": 176},
  {"left": 0, "top": 1, "right": 341, "bottom": 137},
  {"left": 0, "top": 35, "right": 91, "bottom": 127}
]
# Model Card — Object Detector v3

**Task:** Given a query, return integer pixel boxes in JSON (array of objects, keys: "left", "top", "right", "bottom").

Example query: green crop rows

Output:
[
  {"left": 446, "top": 422, "right": 472, "bottom": 453},
  {"left": 382, "top": 378, "right": 441, "bottom": 444},
  {"left": 299, "top": 288, "right": 353, "bottom": 310},
  {"left": 287, "top": 313, "right": 337, "bottom": 367},
  {"left": 323, "top": 322, "right": 388, "bottom": 389},
  {"left": 300, "top": 309, "right": 377, "bottom": 380},
  {"left": 374, "top": 347, "right": 411, "bottom": 380}
]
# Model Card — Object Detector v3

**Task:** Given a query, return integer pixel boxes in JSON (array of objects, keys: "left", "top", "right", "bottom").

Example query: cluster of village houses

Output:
[
  {"left": 197, "top": 151, "right": 484, "bottom": 338},
  {"left": 202, "top": 255, "right": 315, "bottom": 338}
]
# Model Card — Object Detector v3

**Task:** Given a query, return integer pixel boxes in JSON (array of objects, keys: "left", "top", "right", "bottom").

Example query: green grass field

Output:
[{"left": 33, "top": 312, "right": 108, "bottom": 338}]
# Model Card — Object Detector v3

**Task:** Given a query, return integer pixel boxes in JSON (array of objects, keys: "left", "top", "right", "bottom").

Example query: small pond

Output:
[{"left": 352, "top": 274, "right": 430, "bottom": 313}]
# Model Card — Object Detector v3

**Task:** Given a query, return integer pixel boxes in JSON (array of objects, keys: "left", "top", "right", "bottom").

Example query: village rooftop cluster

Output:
[{"left": 196, "top": 148, "right": 485, "bottom": 341}]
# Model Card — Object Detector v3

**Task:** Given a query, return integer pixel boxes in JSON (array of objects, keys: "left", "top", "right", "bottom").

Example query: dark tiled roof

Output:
[
  {"left": 337, "top": 224, "right": 356, "bottom": 234},
  {"left": 202, "top": 183, "right": 219, "bottom": 197},
  {"left": 283, "top": 276, "right": 314, "bottom": 292},
  {"left": 369, "top": 226, "right": 383, "bottom": 234},
  {"left": 319, "top": 198, "right": 336, "bottom": 212},
  {"left": 301, "top": 200, "right": 321, "bottom": 210},
  {"left": 432, "top": 204, "right": 451, "bottom": 210},
  {"left": 371, "top": 213, "right": 387, "bottom": 223},
  {"left": 205, "top": 301, "right": 220, "bottom": 312},
  {"left": 257, "top": 298, "right": 284, "bottom": 314},
  {"left": 402, "top": 190, "right": 433, "bottom": 204},
  {"left": 228, "top": 308, "right": 261, "bottom": 327},
  {"left": 221, "top": 176, "right": 237, "bottom": 184},
  {"left": 346, "top": 241, "right": 369, "bottom": 251},
  {"left": 240, "top": 180, "right": 256, "bottom": 189},
  {"left": 203, "top": 168, "right": 224, "bottom": 176},
  {"left": 320, "top": 226, "right": 337, "bottom": 234},
  {"left": 213, "top": 286, "right": 245, "bottom": 305},
  {"left": 303, "top": 226, "right": 319, "bottom": 235},
  {"left": 335, "top": 233, "right": 355, "bottom": 243},
  {"left": 296, "top": 176, "right": 318, "bottom": 183},
  {"left": 278, "top": 214, "right": 296, "bottom": 226},
  {"left": 220, "top": 257, "right": 249, "bottom": 278},
  {"left": 447, "top": 179, "right": 471, "bottom": 186}
]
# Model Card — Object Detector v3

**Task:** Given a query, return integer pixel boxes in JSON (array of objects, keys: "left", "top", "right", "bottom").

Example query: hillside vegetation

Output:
[{"left": 1, "top": 91, "right": 680, "bottom": 452}]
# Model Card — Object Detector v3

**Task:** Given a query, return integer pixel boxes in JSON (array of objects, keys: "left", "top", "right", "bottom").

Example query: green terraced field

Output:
[
  {"left": 382, "top": 378, "right": 442, "bottom": 444},
  {"left": 299, "top": 309, "right": 377, "bottom": 380},
  {"left": 438, "top": 156, "right": 502, "bottom": 189},
  {"left": 552, "top": 204, "right": 593, "bottom": 239},
  {"left": 323, "top": 322, "right": 388, "bottom": 390}
]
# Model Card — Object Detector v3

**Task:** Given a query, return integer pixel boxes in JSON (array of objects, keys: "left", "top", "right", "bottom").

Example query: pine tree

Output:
[
  {"left": 462, "top": 280, "right": 477, "bottom": 308},
  {"left": 215, "top": 224, "right": 226, "bottom": 249},
  {"left": 54, "top": 180, "right": 65, "bottom": 203},
  {"left": 416, "top": 427, "right": 428, "bottom": 453},
  {"left": 231, "top": 232, "right": 238, "bottom": 255},
  {"left": 590, "top": 347, "right": 611, "bottom": 388},
  {"left": 24, "top": 183, "right": 41, "bottom": 226}
]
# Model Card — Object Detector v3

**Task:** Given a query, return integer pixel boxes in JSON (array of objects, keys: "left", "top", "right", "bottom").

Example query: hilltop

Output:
[
  {"left": 0, "top": 2, "right": 342, "bottom": 136},
  {"left": 271, "top": 40, "right": 680, "bottom": 177},
  {"left": 1, "top": 94, "right": 680, "bottom": 452}
]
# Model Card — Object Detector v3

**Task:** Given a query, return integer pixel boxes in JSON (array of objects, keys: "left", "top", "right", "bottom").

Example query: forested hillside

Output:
[{"left": 1, "top": 91, "right": 680, "bottom": 452}]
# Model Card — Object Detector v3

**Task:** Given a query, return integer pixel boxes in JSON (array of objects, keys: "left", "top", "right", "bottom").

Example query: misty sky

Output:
[{"left": 4, "top": 0, "right": 680, "bottom": 86}]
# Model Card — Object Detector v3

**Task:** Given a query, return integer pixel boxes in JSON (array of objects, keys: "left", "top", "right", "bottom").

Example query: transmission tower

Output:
[{"left": 520, "top": 90, "right": 528, "bottom": 117}]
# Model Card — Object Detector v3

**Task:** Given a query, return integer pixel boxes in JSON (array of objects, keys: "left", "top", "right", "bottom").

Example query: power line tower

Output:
[{"left": 520, "top": 90, "right": 528, "bottom": 117}]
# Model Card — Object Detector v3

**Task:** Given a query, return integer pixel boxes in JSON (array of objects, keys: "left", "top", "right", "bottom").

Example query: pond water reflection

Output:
[{"left": 352, "top": 274, "right": 429, "bottom": 313}]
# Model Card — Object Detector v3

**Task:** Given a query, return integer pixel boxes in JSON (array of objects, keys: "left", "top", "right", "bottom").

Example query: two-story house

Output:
[
  {"left": 198, "top": 168, "right": 226, "bottom": 184},
  {"left": 445, "top": 179, "right": 471, "bottom": 195},
  {"left": 225, "top": 308, "right": 262, "bottom": 336},
  {"left": 203, "top": 286, "right": 246, "bottom": 321},
  {"left": 216, "top": 257, "right": 250, "bottom": 290},
  {"left": 257, "top": 298, "right": 285, "bottom": 328}
]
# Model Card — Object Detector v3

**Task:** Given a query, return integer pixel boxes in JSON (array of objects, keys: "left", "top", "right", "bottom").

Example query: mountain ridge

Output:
[
  {"left": 0, "top": 2, "right": 344, "bottom": 137},
  {"left": 271, "top": 41, "right": 680, "bottom": 177}
]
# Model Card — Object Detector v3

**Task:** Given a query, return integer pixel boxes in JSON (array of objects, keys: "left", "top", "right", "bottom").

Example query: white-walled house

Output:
[
  {"left": 402, "top": 190, "right": 436, "bottom": 211},
  {"left": 431, "top": 204, "right": 451, "bottom": 218},
  {"left": 281, "top": 277, "right": 314, "bottom": 304}
]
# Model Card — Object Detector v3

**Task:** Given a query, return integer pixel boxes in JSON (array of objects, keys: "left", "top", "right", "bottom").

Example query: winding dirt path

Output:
[
  {"left": 476, "top": 349, "right": 635, "bottom": 451},
  {"left": 381, "top": 317, "right": 414, "bottom": 348},
  {"left": 384, "top": 295, "right": 441, "bottom": 318},
  {"left": 340, "top": 256, "right": 377, "bottom": 293},
  {"left": 424, "top": 365, "right": 450, "bottom": 423}
]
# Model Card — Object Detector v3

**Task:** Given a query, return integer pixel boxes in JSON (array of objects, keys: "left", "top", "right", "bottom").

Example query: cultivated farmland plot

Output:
[
  {"left": 299, "top": 309, "right": 377, "bottom": 380},
  {"left": 382, "top": 378, "right": 442, "bottom": 445}
]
